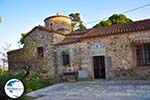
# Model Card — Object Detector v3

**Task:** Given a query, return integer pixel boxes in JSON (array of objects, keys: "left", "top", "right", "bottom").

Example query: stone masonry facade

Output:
[
  {"left": 7, "top": 14, "right": 150, "bottom": 80},
  {"left": 56, "top": 30, "right": 150, "bottom": 80}
]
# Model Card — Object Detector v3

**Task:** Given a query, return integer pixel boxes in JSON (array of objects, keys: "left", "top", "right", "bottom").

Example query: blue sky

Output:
[{"left": 0, "top": 0, "right": 150, "bottom": 50}]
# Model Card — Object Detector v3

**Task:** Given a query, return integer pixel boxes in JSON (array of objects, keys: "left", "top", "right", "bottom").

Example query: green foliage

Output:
[
  {"left": 69, "top": 13, "right": 86, "bottom": 31},
  {"left": 19, "top": 95, "right": 31, "bottom": 100},
  {"left": 76, "top": 23, "right": 87, "bottom": 31},
  {"left": 93, "top": 14, "right": 132, "bottom": 28},
  {"left": 0, "top": 70, "right": 25, "bottom": 86},
  {"left": 0, "top": 17, "right": 1, "bottom": 23},
  {"left": 0, "top": 70, "right": 54, "bottom": 99},
  {"left": 69, "top": 13, "right": 81, "bottom": 23},
  {"left": 24, "top": 74, "right": 52, "bottom": 93},
  {"left": 19, "top": 33, "right": 27, "bottom": 45}
]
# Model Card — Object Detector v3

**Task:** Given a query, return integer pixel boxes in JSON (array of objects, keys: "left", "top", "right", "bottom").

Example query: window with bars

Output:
[
  {"left": 37, "top": 47, "right": 44, "bottom": 58},
  {"left": 62, "top": 52, "right": 70, "bottom": 66},
  {"left": 136, "top": 44, "right": 150, "bottom": 66}
]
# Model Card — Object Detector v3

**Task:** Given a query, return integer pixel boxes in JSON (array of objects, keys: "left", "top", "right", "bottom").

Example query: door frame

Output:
[{"left": 93, "top": 56, "right": 106, "bottom": 79}]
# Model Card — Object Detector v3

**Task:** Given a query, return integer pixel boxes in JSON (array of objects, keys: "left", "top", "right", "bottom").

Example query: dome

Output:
[{"left": 44, "top": 13, "right": 72, "bottom": 34}]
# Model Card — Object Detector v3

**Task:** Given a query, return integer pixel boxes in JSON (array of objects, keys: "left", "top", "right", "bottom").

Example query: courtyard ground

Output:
[{"left": 27, "top": 80, "right": 150, "bottom": 100}]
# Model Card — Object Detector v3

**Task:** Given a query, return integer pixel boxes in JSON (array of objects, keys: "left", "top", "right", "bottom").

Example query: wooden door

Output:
[{"left": 93, "top": 56, "right": 105, "bottom": 79}]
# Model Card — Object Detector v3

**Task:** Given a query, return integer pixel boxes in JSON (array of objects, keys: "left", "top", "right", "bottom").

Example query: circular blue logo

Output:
[{"left": 4, "top": 79, "right": 24, "bottom": 98}]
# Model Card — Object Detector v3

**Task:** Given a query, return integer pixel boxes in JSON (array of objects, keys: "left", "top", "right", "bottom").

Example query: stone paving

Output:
[{"left": 27, "top": 80, "right": 150, "bottom": 100}]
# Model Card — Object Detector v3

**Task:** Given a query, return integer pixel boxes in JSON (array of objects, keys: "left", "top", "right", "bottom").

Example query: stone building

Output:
[{"left": 7, "top": 14, "right": 150, "bottom": 80}]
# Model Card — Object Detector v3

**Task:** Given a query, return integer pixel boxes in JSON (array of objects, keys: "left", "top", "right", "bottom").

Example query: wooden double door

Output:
[{"left": 93, "top": 56, "right": 105, "bottom": 79}]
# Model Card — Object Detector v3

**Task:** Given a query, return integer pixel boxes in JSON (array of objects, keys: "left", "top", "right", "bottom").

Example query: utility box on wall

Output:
[{"left": 78, "top": 70, "right": 88, "bottom": 79}]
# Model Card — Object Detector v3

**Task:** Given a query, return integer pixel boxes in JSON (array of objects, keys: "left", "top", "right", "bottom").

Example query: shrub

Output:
[{"left": 24, "top": 74, "right": 53, "bottom": 93}]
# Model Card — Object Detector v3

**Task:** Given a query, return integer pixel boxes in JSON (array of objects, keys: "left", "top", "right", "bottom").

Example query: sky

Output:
[{"left": 0, "top": 0, "right": 150, "bottom": 51}]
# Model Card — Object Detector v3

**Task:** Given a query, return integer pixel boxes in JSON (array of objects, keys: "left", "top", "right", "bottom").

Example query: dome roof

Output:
[{"left": 44, "top": 13, "right": 70, "bottom": 22}]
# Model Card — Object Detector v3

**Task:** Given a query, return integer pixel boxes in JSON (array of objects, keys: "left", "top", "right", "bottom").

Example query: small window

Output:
[
  {"left": 136, "top": 44, "right": 150, "bottom": 66},
  {"left": 50, "top": 22, "right": 53, "bottom": 26},
  {"left": 37, "top": 47, "right": 44, "bottom": 58},
  {"left": 62, "top": 52, "right": 70, "bottom": 66}
]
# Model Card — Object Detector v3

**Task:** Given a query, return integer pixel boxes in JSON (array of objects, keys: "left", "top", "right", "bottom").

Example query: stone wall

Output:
[
  {"left": 7, "top": 26, "right": 150, "bottom": 80},
  {"left": 7, "top": 48, "right": 24, "bottom": 70},
  {"left": 83, "top": 30, "right": 150, "bottom": 80},
  {"left": 54, "top": 33, "right": 65, "bottom": 44},
  {"left": 56, "top": 42, "right": 94, "bottom": 80},
  {"left": 56, "top": 30, "right": 150, "bottom": 80},
  {"left": 8, "top": 28, "right": 57, "bottom": 79},
  {"left": 24, "top": 28, "right": 57, "bottom": 79}
]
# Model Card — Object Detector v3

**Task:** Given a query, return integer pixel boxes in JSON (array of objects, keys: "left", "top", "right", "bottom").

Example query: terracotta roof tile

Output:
[
  {"left": 57, "top": 19, "right": 150, "bottom": 45},
  {"left": 82, "top": 19, "right": 150, "bottom": 38},
  {"left": 22, "top": 18, "right": 150, "bottom": 46},
  {"left": 24, "top": 25, "right": 65, "bottom": 39}
]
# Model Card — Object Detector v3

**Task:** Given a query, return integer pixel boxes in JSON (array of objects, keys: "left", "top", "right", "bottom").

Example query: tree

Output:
[
  {"left": 18, "top": 33, "right": 27, "bottom": 45},
  {"left": 0, "top": 43, "right": 12, "bottom": 71},
  {"left": 69, "top": 13, "right": 86, "bottom": 31},
  {"left": 93, "top": 14, "right": 132, "bottom": 28},
  {"left": 76, "top": 23, "right": 86, "bottom": 31}
]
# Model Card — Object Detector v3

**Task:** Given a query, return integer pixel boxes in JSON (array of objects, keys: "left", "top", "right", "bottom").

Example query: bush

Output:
[
  {"left": 24, "top": 74, "right": 53, "bottom": 93},
  {"left": 0, "top": 70, "right": 54, "bottom": 99}
]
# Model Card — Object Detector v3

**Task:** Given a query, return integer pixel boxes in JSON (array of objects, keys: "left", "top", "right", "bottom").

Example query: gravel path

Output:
[{"left": 27, "top": 80, "right": 150, "bottom": 100}]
